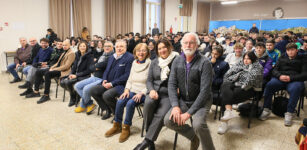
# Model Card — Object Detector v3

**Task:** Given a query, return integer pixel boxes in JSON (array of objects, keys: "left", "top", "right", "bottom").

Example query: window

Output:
[
  {"left": 179, "top": 16, "right": 192, "bottom": 32},
  {"left": 146, "top": 0, "right": 161, "bottom": 34}
]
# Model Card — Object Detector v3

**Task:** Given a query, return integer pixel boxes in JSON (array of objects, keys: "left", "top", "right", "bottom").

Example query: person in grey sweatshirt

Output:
[{"left": 163, "top": 33, "right": 215, "bottom": 150}]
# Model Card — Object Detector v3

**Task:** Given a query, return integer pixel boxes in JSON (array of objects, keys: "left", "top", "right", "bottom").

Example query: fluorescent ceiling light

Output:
[{"left": 221, "top": 1, "right": 238, "bottom": 5}]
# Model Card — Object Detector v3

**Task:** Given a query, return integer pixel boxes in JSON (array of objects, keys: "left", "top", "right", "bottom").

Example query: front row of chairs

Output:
[{"left": 51, "top": 77, "right": 305, "bottom": 150}]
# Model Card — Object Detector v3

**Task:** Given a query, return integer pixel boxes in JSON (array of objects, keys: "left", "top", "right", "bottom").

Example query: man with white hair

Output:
[
  {"left": 164, "top": 33, "right": 215, "bottom": 150},
  {"left": 19, "top": 37, "right": 41, "bottom": 81},
  {"left": 89, "top": 40, "right": 134, "bottom": 119},
  {"left": 7, "top": 37, "right": 32, "bottom": 83}
]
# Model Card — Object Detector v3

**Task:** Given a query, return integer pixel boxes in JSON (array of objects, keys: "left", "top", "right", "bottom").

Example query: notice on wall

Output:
[{"left": 12, "top": 22, "right": 25, "bottom": 30}]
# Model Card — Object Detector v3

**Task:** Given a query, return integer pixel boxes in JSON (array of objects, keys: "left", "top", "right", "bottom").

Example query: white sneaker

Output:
[
  {"left": 232, "top": 104, "right": 239, "bottom": 110},
  {"left": 284, "top": 112, "right": 295, "bottom": 126},
  {"left": 259, "top": 108, "right": 271, "bottom": 121},
  {"left": 217, "top": 122, "right": 228, "bottom": 134},
  {"left": 221, "top": 110, "right": 236, "bottom": 121}
]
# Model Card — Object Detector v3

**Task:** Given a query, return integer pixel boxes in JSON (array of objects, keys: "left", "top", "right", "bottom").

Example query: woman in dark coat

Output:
[{"left": 60, "top": 41, "right": 94, "bottom": 107}]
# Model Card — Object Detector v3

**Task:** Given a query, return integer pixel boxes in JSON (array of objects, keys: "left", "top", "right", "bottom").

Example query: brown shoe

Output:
[
  {"left": 190, "top": 135, "right": 199, "bottom": 150},
  {"left": 119, "top": 124, "right": 130, "bottom": 143},
  {"left": 105, "top": 122, "right": 121, "bottom": 137}
]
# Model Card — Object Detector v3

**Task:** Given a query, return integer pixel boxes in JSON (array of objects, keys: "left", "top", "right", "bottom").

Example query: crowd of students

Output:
[{"left": 6, "top": 28, "right": 307, "bottom": 150}]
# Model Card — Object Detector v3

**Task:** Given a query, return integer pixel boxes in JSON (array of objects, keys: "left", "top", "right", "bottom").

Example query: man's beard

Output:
[{"left": 183, "top": 48, "right": 196, "bottom": 56}]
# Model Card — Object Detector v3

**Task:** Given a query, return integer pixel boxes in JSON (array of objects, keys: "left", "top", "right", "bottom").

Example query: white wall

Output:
[
  {"left": 0, "top": 0, "right": 49, "bottom": 71},
  {"left": 211, "top": 0, "right": 307, "bottom": 21},
  {"left": 165, "top": 0, "right": 198, "bottom": 33}
]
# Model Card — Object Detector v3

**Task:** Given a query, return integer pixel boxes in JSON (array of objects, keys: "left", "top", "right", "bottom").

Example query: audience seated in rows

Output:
[{"left": 25, "top": 40, "right": 76, "bottom": 104}]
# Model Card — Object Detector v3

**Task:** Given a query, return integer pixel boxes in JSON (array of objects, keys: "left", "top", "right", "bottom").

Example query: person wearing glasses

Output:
[
  {"left": 164, "top": 33, "right": 215, "bottom": 150},
  {"left": 74, "top": 41, "right": 114, "bottom": 114},
  {"left": 105, "top": 43, "right": 151, "bottom": 143}
]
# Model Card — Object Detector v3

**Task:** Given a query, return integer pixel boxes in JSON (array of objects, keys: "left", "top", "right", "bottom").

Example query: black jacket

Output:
[
  {"left": 173, "top": 42, "right": 181, "bottom": 53},
  {"left": 211, "top": 57, "right": 230, "bottom": 90},
  {"left": 46, "top": 33, "right": 57, "bottom": 46},
  {"left": 91, "top": 49, "right": 103, "bottom": 61},
  {"left": 26, "top": 43, "right": 41, "bottom": 65},
  {"left": 249, "top": 27, "right": 259, "bottom": 34},
  {"left": 272, "top": 55, "right": 307, "bottom": 82},
  {"left": 89, "top": 52, "right": 113, "bottom": 78},
  {"left": 48, "top": 48, "right": 64, "bottom": 66},
  {"left": 71, "top": 52, "right": 95, "bottom": 80},
  {"left": 127, "top": 39, "right": 136, "bottom": 53}
]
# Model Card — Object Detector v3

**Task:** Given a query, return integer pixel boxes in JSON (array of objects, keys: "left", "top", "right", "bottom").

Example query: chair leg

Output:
[
  {"left": 173, "top": 132, "right": 178, "bottom": 150},
  {"left": 55, "top": 83, "right": 58, "bottom": 98},
  {"left": 137, "top": 106, "right": 142, "bottom": 117},
  {"left": 139, "top": 106, "right": 143, "bottom": 118},
  {"left": 97, "top": 106, "right": 101, "bottom": 116},
  {"left": 63, "top": 89, "right": 66, "bottom": 102},
  {"left": 141, "top": 119, "right": 145, "bottom": 137},
  {"left": 297, "top": 97, "right": 302, "bottom": 117}
]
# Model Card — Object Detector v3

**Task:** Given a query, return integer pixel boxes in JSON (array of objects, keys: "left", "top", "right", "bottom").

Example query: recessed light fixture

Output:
[{"left": 221, "top": 1, "right": 238, "bottom": 5}]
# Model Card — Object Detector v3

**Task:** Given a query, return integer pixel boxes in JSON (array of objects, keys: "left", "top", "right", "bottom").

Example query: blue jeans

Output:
[
  {"left": 263, "top": 77, "right": 305, "bottom": 113},
  {"left": 114, "top": 92, "right": 145, "bottom": 126},
  {"left": 74, "top": 76, "right": 102, "bottom": 108},
  {"left": 22, "top": 65, "right": 31, "bottom": 75},
  {"left": 7, "top": 63, "right": 20, "bottom": 79}
]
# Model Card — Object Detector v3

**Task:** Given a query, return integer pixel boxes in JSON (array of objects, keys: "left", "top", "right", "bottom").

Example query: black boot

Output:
[
  {"left": 18, "top": 81, "right": 30, "bottom": 89},
  {"left": 101, "top": 108, "right": 111, "bottom": 120},
  {"left": 68, "top": 92, "right": 76, "bottom": 107},
  {"left": 68, "top": 97, "right": 76, "bottom": 107},
  {"left": 10, "top": 78, "right": 21, "bottom": 83},
  {"left": 134, "top": 139, "right": 155, "bottom": 150}
]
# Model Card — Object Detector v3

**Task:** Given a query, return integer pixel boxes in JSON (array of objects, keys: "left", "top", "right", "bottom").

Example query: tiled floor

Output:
[{"left": 0, "top": 73, "right": 302, "bottom": 150}]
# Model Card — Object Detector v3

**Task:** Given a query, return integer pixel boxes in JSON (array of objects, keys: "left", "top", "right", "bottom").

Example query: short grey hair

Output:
[
  {"left": 115, "top": 39, "right": 127, "bottom": 48},
  {"left": 180, "top": 32, "right": 200, "bottom": 46},
  {"left": 19, "top": 37, "right": 27, "bottom": 41},
  {"left": 104, "top": 41, "right": 114, "bottom": 47}
]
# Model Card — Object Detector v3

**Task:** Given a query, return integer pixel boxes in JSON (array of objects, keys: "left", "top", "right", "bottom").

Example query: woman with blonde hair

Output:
[{"left": 105, "top": 43, "right": 151, "bottom": 143}]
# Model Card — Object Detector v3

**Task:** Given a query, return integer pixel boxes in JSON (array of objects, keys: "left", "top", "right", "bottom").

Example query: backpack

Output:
[
  {"left": 238, "top": 103, "right": 263, "bottom": 118},
  {"left": 272, "top": 96, "right": 289, "bottom": 117}
]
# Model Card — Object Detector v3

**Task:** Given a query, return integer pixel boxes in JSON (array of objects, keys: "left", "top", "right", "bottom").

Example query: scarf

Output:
[
  {"left": 98, "top": 51, "right": 113, "bottom": 63},
  {"left": 158, "top": 51, "right": 178, "bottom": 81}
]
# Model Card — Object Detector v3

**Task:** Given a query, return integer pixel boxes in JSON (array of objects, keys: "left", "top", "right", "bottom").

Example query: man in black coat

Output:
[
  {"left": 260, "top": 43, "right": 307, "bottom": 126},
  {"left": 127, "top": 32, "right": 136, "bottom": 53},
  {"left": 249, "top": 23, "right": 259, "bottom": 34}
]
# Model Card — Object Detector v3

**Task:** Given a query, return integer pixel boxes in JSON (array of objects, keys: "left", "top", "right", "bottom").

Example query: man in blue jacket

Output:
[{"left": 89, "top": 39, "right": 134, "bottom": 120}]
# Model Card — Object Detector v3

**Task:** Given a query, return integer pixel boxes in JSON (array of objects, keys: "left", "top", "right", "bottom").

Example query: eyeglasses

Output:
[
  {"left": 136, "top": 50, "right": 147, "bottom": 53},
  {"left": 104, "top": 45, "right": 112, "bottom": 48},
  {"left": 182, "top": 41, "right": 196, "bottom": 45}
]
